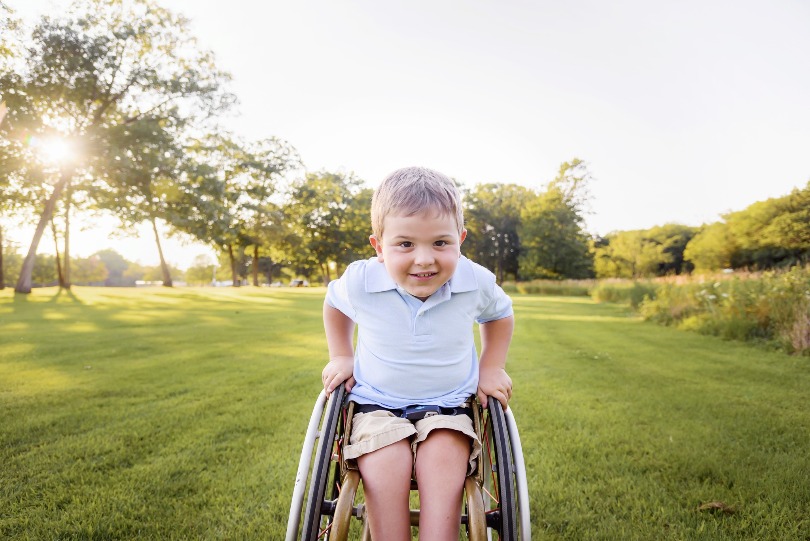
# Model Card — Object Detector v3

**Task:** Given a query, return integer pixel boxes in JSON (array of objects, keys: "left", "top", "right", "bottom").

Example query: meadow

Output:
[{"left": 1, "top": 287, "right": 808, "bottom": 540}]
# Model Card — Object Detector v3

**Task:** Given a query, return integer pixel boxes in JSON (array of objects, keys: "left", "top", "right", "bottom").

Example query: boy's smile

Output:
[{"left": 370, "top": 210, "right": 467, "bottom": 301}]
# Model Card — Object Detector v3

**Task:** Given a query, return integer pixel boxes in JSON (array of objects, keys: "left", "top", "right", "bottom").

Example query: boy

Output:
[{"left": 321, "top": 166, "right": 514, "bottom": 540}]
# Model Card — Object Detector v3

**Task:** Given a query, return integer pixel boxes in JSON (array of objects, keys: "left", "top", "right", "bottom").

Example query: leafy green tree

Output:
[
  {"left": 185, "top": 254, "right": 216, "bottom": 286},
  {"left": 724, "top": 198, "right": 787, "bottom": 269},
  {"left": 122, "top": 262, "right": 148, "bottom": 285},
  {"left": 31, "top": 254, "right": 58, "bottom": 286},
  {"left": 463, "top": 183, "right": 529, "bottom": 283},
  {"left": 233, "top": 138, "right": 301, "bottom": 286},
  {"left": 759, "top": 181, "right": 810, "bottom": 262},
  {"left": 3, "top": 0, "right": 233, "bottom": 293},
  {"left": 0, "top": 245, "right": 21, "bottom": 289},
  {"left": 91, "top": 117, "right": 185, "bottom": 286},
  {"left": 0, "top": 1, "right": 20, "bottom": 289},
  {"left": 174, "top": 134, "right": 294, "bottom": 286},
  {"left": 255, "top": 256, "right": 283, "bottom": 285},
  {"left": 284, "top": 171, "right": 372, "bottom": 284},
  {"left": 593, "top": 230, "right": 666, "bottom": 278},
  {"left": 94, "top": 249, "right": 131, "bottom": 286},
  {"left": 644, "top": 223, "right": 698, "bottom": 275},
  {"left": 683, "top": 222, "right": 737, "bottom": 273},
  {"left": 518, "top": 160, "right": 594, "bottom": 279},
  {"left": 71, "top": 255, "right": 108, "bottom": 285}
]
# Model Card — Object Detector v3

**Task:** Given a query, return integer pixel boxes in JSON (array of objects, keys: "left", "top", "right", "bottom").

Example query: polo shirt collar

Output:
[{"left": 364, "top": 255, "right": 479, "bottom": 294}]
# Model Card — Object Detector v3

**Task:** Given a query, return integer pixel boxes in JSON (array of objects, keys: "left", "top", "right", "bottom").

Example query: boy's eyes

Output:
[{"left": 396, "top": 240, "right": 450, "bottom": 248}]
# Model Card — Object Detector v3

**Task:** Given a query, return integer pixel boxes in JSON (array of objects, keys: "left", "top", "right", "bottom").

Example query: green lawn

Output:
[{"left": 1, "top": 287, "right": 808, "bottom": 540}]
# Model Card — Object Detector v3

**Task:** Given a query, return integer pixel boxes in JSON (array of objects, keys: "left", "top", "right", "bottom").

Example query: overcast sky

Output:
[{"left": 7, "top": 0, "right": 810, "bottom": 267}]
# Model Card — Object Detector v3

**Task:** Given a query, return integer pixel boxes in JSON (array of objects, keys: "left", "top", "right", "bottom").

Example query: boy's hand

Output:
[
  {"left": 477, "top": 365, "right": 512, "bottom": 410},
  {"left": 322, "top": 356, "right": 355, "bottom": 396}
]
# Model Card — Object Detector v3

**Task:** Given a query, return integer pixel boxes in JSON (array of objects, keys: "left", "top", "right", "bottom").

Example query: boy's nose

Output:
[{"left": 414, "top": 247, "right": 435, "bottom": 265}]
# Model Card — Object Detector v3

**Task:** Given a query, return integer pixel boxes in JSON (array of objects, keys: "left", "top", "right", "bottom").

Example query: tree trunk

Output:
[
  {"left": 227, "top": 244, "right": 239, "bottom": 287},
  {"left": 0, "top": 225, "right": 5, "bottom": 290},
  {"left": 16, "top": 167, "right": 72, "bottom": 294},
  {"left": 0, "top": 106, "right": 4, "bottom": 289},
  {"left": 51, "top": 218, "right": 66, "bottom": 288},
  {"left": 252, "top": 245, "right": 259, "bottom": 286},
  {"left": 151, "top": 216, "right": 173, "bottom": 287},
  {"left": 63, "top": 178, "right": 72, "bottom": 288}
]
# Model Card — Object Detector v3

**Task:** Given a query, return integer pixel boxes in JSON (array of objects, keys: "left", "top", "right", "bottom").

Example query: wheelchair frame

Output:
[{"left": 287, "top": 385, "right": 530, "bottom": 540}]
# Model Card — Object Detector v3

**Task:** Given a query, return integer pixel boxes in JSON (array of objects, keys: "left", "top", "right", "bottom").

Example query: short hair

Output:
[{"left": 371, "top": 166, "right": 464, "bottom": 238}]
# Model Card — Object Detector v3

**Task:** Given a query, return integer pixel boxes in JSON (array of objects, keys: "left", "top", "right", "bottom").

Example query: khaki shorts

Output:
[{"left": 343, "top": 407, "right": 482, "bottom": 475}]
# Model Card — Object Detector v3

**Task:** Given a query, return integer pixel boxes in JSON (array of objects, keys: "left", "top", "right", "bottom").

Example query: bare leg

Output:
[
  {"left": 357, "top": 439, "right": 413, "bottom": 541},
  {"left": 414, "top": 429, "right": 469, "bottom": 541}
]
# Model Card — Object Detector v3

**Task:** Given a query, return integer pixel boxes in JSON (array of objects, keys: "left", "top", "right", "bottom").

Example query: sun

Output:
[{"left": 36, "top": 136, "right": 75, "bottom": 166}]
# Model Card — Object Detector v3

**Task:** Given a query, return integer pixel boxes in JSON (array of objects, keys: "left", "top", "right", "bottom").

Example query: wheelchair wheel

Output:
[
  {"left": 482, "top": 399, "right": 530, "bottom": 540},
  {"left": 286, "top": 385, "right": 347, "bottom": 541},
  {"left": 301, "top": 385, "right": 346, "bottom": 540}
]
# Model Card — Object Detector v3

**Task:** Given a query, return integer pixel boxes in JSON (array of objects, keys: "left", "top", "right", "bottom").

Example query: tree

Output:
[
  {"left": 592, "top": 223, "right": 698, "bottom": 279},
  {"left": 284, "top": 171, "right": 373, "bottom": 284},
  {"left": 232, "top": 137, "right": 301, "bottom": 286},
  {"left": 31, "top": 253, "right": 58, "bottom": 286},
  {"left": 71, "top": 255, "right": 108, "bottom": 285},
  {"left": 185, "top": 254, "right": 215, "bottom": 286},
  {"left": 593, "top": 230, "right": 666, "bottom": 278},
  {"left": 4, "top": 0, "right": 233, "bottom": 293},
  {"left": 463, "top": 183, "right": 529, "bottom": 283},
  {"left": 174, "top": 134, "right": 295, "bottom": 286},
  {"left": 645, "top": 223, "right": 698, "bottom": 275},
  {"left": 0, "top": 2, "right": 19, "bottom": 289},
  {"left": 90, "top": 116, "right": 185, "bottom": 287},
  {"left": 94, "top": 249, "right": 131, "bottom": 286},
  {"left": 759, "top": 181, "right": 810, "bottom": 263},
  {"left": 0, "top": 245, "right": 22, "bottom": 289},
  {"left": 683, "top": 222, "right": 736, "bottom": 273},
  {"left": 0, "top": 1, "right": 33, "bottom": 290},
  {"left": 518, "top": 160, "right": 594, "bottom": 279}
]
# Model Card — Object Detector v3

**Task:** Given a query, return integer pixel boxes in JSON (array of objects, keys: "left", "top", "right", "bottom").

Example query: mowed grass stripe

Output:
[
  {"left": 509, "top": 296, "right": 809, "bottom": 540},
  {"left": 2, "top": 287, "right": 808, "bottom": 540}
]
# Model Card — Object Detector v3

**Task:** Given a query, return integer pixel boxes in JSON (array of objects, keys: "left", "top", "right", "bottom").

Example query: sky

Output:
[{"left": 5, "top": 0, "right": 810, "bottom": 268}]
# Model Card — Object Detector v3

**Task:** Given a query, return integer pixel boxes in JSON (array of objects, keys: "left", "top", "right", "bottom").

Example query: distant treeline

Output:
[
  {"left": 3, "top": 174, "right": 807, "bottom": 290},
  {"left": 593, "top": 182, "right": 810, "bottom": 278}
]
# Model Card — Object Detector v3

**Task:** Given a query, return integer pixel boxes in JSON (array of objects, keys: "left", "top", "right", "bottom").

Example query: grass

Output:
[{"left": 2, "top": 287, "right": 809, "bottom": 540}]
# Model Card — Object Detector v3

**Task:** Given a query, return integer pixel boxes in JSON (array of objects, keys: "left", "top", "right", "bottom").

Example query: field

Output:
[{"left": 2, "top": 287, "right": 809, "bottom": 540}]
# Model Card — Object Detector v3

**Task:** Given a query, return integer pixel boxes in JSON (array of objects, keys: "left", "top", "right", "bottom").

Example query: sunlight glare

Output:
[{"left": 36, "top": 136, "right": 74, "bottom": 166}]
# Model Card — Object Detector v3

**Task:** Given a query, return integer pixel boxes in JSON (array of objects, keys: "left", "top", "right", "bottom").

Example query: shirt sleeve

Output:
[
  {"left": 476, "top": 282, "right": 513, "bottom": 324},
  {"left": 325, "top": 261, "right": 360, "bottom": 320}
]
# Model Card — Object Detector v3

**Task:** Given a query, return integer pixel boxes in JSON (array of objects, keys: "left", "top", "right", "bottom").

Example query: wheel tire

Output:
[
  {"left": 301, "top": 385, "right": 346, "bottom": 540},
  {"left": 487, "top": 399, "right": 519, "bottom": 540}
]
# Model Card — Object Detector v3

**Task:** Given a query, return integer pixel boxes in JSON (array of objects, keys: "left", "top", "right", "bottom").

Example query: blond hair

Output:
[{"left": 371, "top": 167, "right": 464, "bottom": 238}]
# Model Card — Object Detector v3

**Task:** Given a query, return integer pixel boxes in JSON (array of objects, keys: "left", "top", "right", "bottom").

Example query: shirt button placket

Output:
[{"left": 414, "top": 310, "right": 430, "bottom": 336}]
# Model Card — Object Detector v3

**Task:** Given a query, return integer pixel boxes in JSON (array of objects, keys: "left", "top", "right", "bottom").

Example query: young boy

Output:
[{"left": 321, "top": 166, "right": 514, "bottom": 540}]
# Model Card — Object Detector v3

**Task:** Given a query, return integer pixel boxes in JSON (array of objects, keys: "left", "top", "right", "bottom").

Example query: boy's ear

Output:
[
  {"left": 460, "top": 228, "right": 468, "bottom": 245},
  {"left": 369, "top": 235, "right": 384, "bottom": 261}
]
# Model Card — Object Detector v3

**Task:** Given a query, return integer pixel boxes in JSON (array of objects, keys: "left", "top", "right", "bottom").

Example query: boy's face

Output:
[{"left": 369, "top": 210, "right": 467, "bottom": 301}]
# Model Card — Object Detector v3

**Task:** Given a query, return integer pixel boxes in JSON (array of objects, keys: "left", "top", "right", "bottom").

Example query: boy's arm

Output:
[
  {"left": 477, "top": 315, "right": 514, "bottom": 409},
  {"left": 322, "top": 302, "right": 356, "bottom": 395}
]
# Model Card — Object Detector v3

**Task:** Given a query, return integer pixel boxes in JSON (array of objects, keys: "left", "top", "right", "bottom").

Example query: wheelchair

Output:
[{"left": 286, "top": 385, "right": 530, "bottom": 540}]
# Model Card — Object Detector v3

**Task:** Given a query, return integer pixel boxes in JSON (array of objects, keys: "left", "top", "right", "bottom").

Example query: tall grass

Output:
[
  {"left": 637, "top": 267, "right": 810, "bottom": 355},
  {"left": 589, "top": 280, "right": 658, "bottom": 308},
  {"left": 2, "top": 287, "right": 809, "bottom": 539},
  {"left": 502, "top": 279, "right": 593, "bottom": 297}
]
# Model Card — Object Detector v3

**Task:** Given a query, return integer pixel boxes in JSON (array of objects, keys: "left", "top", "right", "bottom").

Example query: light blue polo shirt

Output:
[{"left": 325, "top": 256, "right": 513, "bottom": 409}]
